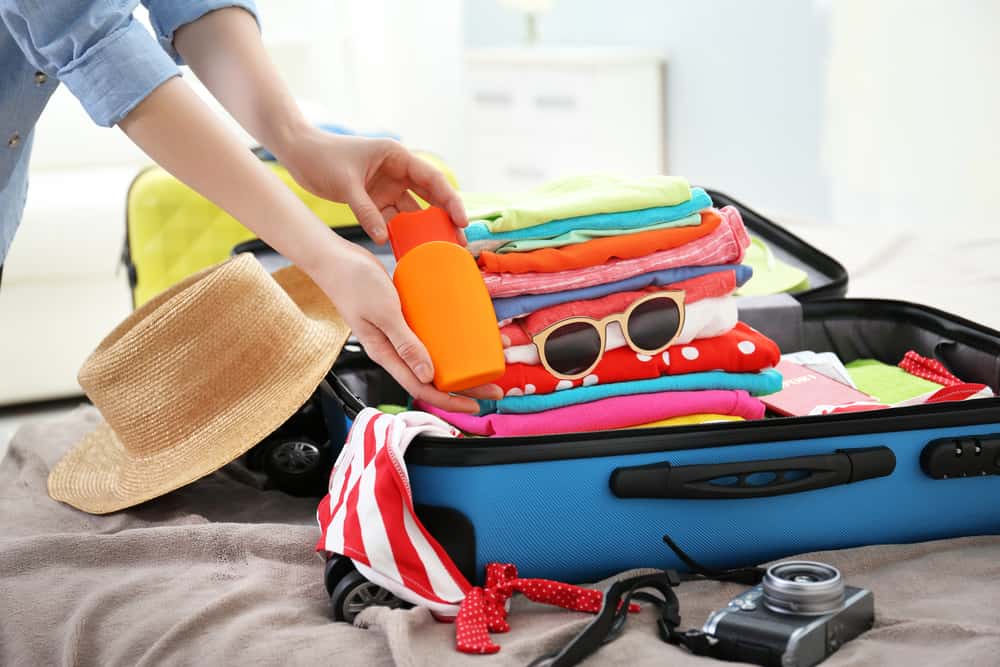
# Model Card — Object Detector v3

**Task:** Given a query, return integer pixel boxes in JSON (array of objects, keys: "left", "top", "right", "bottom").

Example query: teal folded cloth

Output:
[
  {"left": 477, "top": 369, "right": 783, "bottom": 415},
  {"left": 464, "top": 188, "right": 713, "bottom": 245},
  {"left": 494, "top": 212, "right": 703, "bottom": 253}
]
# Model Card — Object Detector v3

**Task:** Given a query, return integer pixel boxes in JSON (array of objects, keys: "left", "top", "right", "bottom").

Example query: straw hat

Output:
[{"left": 48, "top": 254, "right": 351, "bottom": 514}]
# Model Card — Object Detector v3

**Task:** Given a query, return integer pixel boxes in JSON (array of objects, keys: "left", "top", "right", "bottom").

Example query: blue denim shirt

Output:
[{"left": 0, "top": 0, "right": 257, "bottom": 264}]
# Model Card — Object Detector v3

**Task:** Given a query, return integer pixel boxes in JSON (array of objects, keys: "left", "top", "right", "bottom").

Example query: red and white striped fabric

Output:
[
  {"left": 315, "top": 408, "right": 629, "bottom": 654},
  {"left": 315, "top": 408, "right": 472, "bottom": 616}
]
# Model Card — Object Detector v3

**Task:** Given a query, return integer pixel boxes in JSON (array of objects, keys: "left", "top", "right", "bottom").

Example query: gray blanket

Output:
[{"left": 2, "top": 407, "right": 999, "bottom": 666}]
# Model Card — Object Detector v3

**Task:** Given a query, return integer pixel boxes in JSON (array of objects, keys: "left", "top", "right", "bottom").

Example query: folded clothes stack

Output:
[{"left": 417, "top": 175, "right": 784, "bottom": 436}]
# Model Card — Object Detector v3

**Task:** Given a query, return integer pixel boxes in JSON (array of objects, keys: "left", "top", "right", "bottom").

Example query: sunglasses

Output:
[{"left": 531, "top": 291, "right": 686, "bottom": 380}]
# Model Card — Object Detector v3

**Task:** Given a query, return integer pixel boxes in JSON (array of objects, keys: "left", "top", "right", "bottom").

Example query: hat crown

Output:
[{"left": 79, "top": 255, "right": 324, "bottom": 458}]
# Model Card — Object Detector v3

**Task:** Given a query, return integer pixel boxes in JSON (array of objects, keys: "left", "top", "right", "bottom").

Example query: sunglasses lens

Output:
[
  {"left": 543, "top": 322, "right": 602, "bottom": 377},
  {"left": 627, "top": 297, "right": 682, "bottom": 351}
]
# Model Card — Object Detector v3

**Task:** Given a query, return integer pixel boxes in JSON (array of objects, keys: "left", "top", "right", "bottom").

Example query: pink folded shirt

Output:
[
  {"left": 482, "top": 205, "right": 750, "bottom": 299},
  {"left": 416, "top": 389, "right": 765, "bottom": 437}
]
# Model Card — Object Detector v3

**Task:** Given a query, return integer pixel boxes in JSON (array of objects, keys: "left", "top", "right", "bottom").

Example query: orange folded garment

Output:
[{"left": 477, "top": 209, "right": 722, "bottom": 274}]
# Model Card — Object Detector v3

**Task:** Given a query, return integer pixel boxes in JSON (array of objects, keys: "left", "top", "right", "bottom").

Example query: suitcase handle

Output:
[{"left": 609, "top": 446, "right": 895, "bottom": 499}]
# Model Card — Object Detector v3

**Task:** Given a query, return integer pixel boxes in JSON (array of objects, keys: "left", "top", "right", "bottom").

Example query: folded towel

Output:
[
  {"left": 461, "top": 173, "right": 691, "bottom": 234},
  {"left": 502, "top": 294, "right": 739, "bottom": 365},
  {"left": 464, "top": 189, "right": 713, "bottom": 256},
  {"left": 846, "top": 359, "right": 943, "bottom": 404},
  {"left": 483, "top": 205, "right": 750, "bottom": 298},
  {"left": 492, "top": 264, "right": 752, "bottom": 322},
  {"left": 477, "top": 209, "right": 722, "bottom": 274},
  {"left": 417, "top": 389, "right": 765, "bottom": 437},
  {"left": 477, "top": 369, "right": 784, "bottom": 415},
  {"left": 496, "top": 322, "right": 779, "bottom": 397},
  {"left": 493, "top": 212, "right": 703, "bottom": 254}
]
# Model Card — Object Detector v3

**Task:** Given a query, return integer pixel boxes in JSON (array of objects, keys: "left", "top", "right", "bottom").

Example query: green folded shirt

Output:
[
  {"left": 845, "top": 359, "right": 943, "bottom": 404},
  {"left": 461, "top": 173, "right": 691, "bottom": 233},
  {"left": 735, "top": 237, "right": 810, "bottom": 296}
]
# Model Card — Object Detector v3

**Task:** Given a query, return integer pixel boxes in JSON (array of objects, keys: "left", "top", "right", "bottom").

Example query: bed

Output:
[{"left": 2, "top": 219, "right": 999, "bottom": 666}]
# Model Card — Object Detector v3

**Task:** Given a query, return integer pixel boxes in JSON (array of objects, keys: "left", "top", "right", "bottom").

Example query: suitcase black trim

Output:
[
  {"left": 706, "top": 188, "right": 849, "bottom": 301},
  {"left": 357, "top": 394, "right": 1000, "bottom": 467},
  {"left": 121, "top": 164, "right": 158, "bottom": 309},
  {"left": 327, "top": 298, "right": 1000, "bottom": 467}
]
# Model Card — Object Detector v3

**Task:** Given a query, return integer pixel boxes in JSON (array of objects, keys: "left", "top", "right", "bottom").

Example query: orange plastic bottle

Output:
[{"left": 387, "top": 207, "right": 505, "bottom": 393}]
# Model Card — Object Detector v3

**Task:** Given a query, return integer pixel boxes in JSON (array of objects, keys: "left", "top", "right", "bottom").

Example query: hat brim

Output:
[{"left": 48, "top": 261, "right": 351, "bottom": 514}]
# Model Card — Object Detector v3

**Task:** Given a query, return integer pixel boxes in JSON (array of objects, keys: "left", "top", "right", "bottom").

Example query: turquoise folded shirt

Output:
[
  {"left": 464, "top": 189, "right": 712, "bottom": 244},
  {"left": 494, "top": 211, "right": 703, "bottom": 253},
  {"left": 477, "top": 370, "right": 783, "bottom": 415}
]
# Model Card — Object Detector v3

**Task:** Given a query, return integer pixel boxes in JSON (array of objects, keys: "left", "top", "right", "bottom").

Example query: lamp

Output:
[{"left": 497, "top": 0, "right": 555, "bottom": 44}]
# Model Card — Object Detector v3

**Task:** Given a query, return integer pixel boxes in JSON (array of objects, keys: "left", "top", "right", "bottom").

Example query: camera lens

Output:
[{"left": 762, "top": 561, "right": 845, "bottom": 616}]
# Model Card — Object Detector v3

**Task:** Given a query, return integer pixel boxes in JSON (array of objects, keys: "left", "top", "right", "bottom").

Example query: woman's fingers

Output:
[
  {"left": 357, "top": 326, "right": 483, "bottom": 414},
  {"left": 395, "top": 191, "right": 422, "bottom": 213},
  {"left": 348, "top": 188, "right": 390, "bottom": 244},
  {"left": 398, "top": 149, "right": 468, "bottom": 228},
  {"left": 456, "top": 384, "right": 504, "bottom": 401},
  {"left": 368, "top": 309, "right": 435, "bottom": 384}
]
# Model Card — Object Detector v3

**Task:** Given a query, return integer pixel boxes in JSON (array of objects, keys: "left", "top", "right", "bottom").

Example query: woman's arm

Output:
[
  {"left": 118, "top": 77, "right": 494, "bottom": 413},
  {"left": 0, "top": 0, "right": 493, "bottom": 411},
  {"left": 118, "top": 77, "right": 339, "bottom": 280},
  {"left": 170, "top": 6, "right": 468, "bottom": 245}
]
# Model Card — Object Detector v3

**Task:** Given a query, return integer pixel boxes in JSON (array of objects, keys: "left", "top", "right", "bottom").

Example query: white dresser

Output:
[{"left": 460, "top": 47, "right": 667, "bottom": 192}]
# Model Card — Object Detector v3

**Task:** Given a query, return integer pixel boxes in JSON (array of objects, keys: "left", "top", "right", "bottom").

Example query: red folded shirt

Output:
[{"left": 496, "top": 322, "right": 780, "bottom": 395}]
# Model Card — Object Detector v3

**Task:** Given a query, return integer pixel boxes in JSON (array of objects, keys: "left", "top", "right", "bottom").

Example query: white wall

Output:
[
  {"left": 824, "top": 0, "right": 1000, "bottom": 227},
  {"left": 464, "top": 0, "right": 833, "bottom": 224},
  {"left": 293, "top": 0, "right": 465, "bottom": 163}
]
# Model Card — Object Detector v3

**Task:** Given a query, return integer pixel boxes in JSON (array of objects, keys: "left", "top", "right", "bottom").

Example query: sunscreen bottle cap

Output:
[{"left": 387, "top": 207, "right": 461, "bottom": 260}]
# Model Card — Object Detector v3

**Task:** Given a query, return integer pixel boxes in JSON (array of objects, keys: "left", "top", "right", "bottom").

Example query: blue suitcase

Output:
[
  {"left": 234, "top": 191, "right": 1000, "bottom": 615},
  {"left": 320, "top": 190, "right": 1000, "bottom": 586}
]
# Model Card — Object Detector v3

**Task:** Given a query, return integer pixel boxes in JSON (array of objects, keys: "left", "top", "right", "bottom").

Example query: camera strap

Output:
[{"left": 527, "top": 535, "right": 767, "bottom": 667}]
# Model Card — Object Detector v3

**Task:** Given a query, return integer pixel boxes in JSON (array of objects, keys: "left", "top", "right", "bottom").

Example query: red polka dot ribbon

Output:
[
  {"left": 454, "top": 563, "right": 640, "bottom": 654},
  {"left": 898, "top": 350, "right": 964, "bottom": 387}
]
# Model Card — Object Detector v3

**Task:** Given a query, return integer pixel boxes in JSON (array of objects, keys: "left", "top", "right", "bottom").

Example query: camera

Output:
[{"left": 701, "top": 561, "right": 874, "bottom": 667}]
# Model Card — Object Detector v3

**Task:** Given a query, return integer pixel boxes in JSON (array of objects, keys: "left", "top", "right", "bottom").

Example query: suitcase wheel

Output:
[
  {"left": 327, "top": 557, "right": 411, "bottom": 622},
  {"left": 256, "top": 433, "right": 331, "bottom": 497}
]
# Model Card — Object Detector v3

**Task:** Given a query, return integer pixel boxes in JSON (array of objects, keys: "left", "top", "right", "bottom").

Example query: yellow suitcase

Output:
[{"left": 123, "top": 148, "right": 458, "bottom": 307}]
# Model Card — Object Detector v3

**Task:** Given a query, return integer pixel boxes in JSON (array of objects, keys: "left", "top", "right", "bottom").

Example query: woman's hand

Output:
[
  {"left": 313, "top": 240, "right": 502, "bottom": 414},
  {"left": 278, "top": 129, "right": 468, "bottom": 245},
  {"left": 280, "top": 131, "right": 499, "bottom": 413},
  {"left": 169, "top": 10, "right": 490, "bottom": 413}
]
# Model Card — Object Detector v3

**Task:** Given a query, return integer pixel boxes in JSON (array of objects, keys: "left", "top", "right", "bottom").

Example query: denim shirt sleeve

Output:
[
  {"left": 0, "top": 1, "right": 177, "bottom": 127},
  {"left": 0, "top": 1, "right": 259, "bottom": 128},
  {"left": 142, "top": 1, "right": 258, "bottom": 64}
]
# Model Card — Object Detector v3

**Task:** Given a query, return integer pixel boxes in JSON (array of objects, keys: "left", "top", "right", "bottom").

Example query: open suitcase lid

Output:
[
  {"left": 235, "top": 187, "right": 850, "bottom": 306},
  {"left": 705, "top": 189, "right": 848, "bottom": 302}
]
